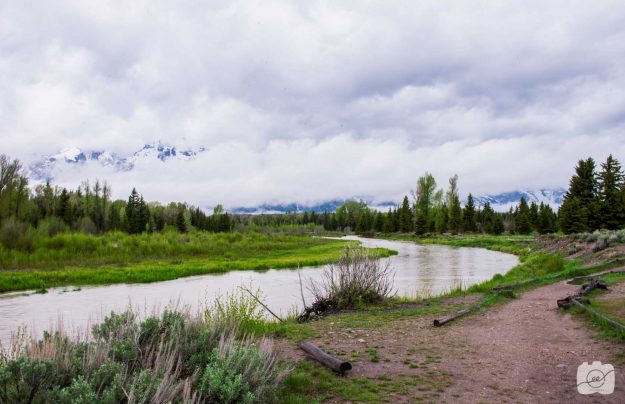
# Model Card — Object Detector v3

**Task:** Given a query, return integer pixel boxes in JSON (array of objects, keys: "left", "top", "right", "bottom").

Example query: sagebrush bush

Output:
[{"left": 0, "top": 304, "right": 287, "bottom": 403}]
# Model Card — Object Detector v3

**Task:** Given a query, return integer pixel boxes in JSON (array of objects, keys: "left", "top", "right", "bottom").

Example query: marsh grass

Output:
[{"left": 0, "top": 232, "right": 398, "bottom": 293}]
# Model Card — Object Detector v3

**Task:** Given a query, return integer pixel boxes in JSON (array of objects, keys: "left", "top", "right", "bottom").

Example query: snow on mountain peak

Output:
[{"left": 29, "top": 143, "right": 206, "bottom": 182}]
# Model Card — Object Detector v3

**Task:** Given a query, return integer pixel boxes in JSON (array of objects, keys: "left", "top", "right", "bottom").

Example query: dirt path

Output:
[
  {"left": 282, "top": 274, "right": 625, "bottom": 403},
  {"left": 440, "top": 278, "right": 625, "bottom": 403}
]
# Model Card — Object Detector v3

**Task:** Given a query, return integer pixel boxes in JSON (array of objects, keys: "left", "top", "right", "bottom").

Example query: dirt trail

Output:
[
  {"left": 283, "top": 271, "right": 625, "bottom": 403},
  {"left": 440, "top": 276, "right": 625, "bottom": 403}
]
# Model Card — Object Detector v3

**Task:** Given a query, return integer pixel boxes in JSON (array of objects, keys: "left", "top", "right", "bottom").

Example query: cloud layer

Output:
[{"left": 2, "top": 1, "right": 625, "bottom": 207}]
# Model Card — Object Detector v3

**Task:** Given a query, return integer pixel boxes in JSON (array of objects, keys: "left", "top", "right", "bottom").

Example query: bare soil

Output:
[{"left": 280, "top": 271, "right": 625, "bottom": 403}]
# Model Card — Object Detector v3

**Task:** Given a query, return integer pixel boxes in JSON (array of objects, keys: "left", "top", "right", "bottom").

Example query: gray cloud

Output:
[{"left": 1, "top": 0, "right": 625, "bottom": 206}]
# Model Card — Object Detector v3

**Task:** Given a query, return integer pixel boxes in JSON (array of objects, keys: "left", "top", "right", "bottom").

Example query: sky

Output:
[{"left": 2, "top": 1, "right": 625, "bottom": 208}]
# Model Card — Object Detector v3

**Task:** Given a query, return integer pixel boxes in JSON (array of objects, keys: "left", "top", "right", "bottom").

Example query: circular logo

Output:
[{"left": 586, "top": 369, "right": 606, "bottom": 388}]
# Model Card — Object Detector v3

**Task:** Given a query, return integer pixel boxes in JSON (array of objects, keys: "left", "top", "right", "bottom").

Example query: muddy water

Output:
[{"left": 0, "top": 236, "right": 518, "bottom": 346}]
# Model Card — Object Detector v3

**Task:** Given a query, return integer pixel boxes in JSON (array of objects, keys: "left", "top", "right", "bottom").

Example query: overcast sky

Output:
[{"left": 2, "top": 1, "right": 625, "bottom": 207}]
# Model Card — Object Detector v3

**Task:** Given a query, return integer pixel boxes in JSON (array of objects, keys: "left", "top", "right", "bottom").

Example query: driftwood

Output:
[
  {"left": 433, "top": 308, "right": 472, "bottom": 327},
  {"left": 557, "top": 279, "right": 607, "bottom": 309},
  {"left": 238, "top": 286, "right": 284, "bottom": 322},
  {"left": 299, "top": 342, "right": 352, "bottom": 373}
]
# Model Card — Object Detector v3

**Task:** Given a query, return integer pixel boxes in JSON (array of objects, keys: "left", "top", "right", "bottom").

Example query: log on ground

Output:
[{"left": 299, "top": 342, "right": 352, "bottom": 373}]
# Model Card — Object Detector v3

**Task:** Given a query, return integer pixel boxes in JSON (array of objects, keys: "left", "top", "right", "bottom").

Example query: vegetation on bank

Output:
[
  {"left": 0, "top": 301, "right": 289, "bottom": 403},
  {"left": 378, "top": 233, "right": 533, "bottom": 255},
  {"left": 0, "top": 232, "right": 395, "bottom": 293}
]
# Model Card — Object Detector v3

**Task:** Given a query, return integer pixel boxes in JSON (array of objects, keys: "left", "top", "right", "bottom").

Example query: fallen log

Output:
[
  {"left": 557, "top": 278, "right": 607, "bottom": 309},
  {"left": 568, "top": 270, "right": 625, "bottom": 285},
  {"left": 433, "top": 308, "right": 472, "bottom": 327},
  {"left": 579, "top": 279, "right": 607, "bottom": 295},
  {"left": 299, "top": 342, "right": 352, "bottom": 373}
]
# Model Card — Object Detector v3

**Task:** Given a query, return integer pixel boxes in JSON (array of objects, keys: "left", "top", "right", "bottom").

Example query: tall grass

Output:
[
  {"left": 0, "top": 232, "right": 398, "bottom": 293},
  {"left": 0, "top": 298, "right": 289, "bottom": 403}
]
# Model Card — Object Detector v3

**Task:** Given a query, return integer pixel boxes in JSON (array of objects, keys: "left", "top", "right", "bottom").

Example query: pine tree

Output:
[
  {"left": 597, "top": 155, "right": 625, "bottom": 229},
  {"left": 176, "top": 209, "right": 187, "bottom": 233},
  {"left": 536, "top": 203, "right": 557, "bottom": 234},
  {"left": 515, "top": 197, "right": 532, "bottom": 234},
  {"left": 399, "top": 196, "right": 412, "bottom": 233},
  {"left": 558, "top": 158, "right": 598, "bottom": 233},
  {"left": 462, "top": 194, "right": 477, "bottom": 232},
  {"left": 125, "top": 188, "right": 139, "bottom": 234}
]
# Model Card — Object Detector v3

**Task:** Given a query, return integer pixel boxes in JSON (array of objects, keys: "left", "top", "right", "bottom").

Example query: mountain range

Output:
[
  {"left": 28, "top": 145, "right": 566, "bottom": 213},
  {"left": 29, "top": 143, "right": 205, "bottom": 182}
]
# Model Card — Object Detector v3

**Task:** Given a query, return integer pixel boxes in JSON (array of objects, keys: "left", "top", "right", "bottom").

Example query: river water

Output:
[{"left": 0, "top": 236, "right": 518, "bottom": 346}]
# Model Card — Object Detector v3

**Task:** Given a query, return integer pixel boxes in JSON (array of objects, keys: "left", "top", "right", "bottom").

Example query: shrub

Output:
[
  {"left": 198, "top": 333, "right": 286, "bottom": 404},
  {"left": 205, "top": 288, "right": 266, "bottom": 334},
  {"left": 0, "top": 306, "right": 287, "bottom": 403},
  {"left": 0, "top": 218, "right": 34, "bottom": 251},
  {"left": 76, "top": 217, "right": 98, "bottom": 235},
  {"left": 37, "top": 216, "right": 68, "bottom": 237},
  {"left": 299, "top": 247, "right": 395, "bottom": 320}
]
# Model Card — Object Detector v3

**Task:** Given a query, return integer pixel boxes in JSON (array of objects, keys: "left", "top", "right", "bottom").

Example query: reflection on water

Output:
[{"left": 0, "top": 236, "right": 517, "bottom": 346}]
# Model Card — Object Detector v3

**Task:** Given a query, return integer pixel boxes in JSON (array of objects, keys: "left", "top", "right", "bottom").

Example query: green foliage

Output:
[
  {"left": 199, "top": 335, "right": 284, "bottom": 404},
  {"left": 0, "top": 307, "right": 287, "bottom": 403},
  {"left": 204, "top": 288, "right": 267, "bottom": 334},
  {"left": 0, "top": 217, "right": 34, "bottom": 251},
  {"left": 0, "top": 232, "right": 384, "bottom": 292}
]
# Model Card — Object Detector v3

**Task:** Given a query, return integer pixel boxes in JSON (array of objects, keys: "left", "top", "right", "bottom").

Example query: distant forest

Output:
[{"left": 0, "top": 153, "right": 624, "bottom": 248}]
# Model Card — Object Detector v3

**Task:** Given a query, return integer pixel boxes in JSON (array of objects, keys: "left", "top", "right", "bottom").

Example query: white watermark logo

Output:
[{"left": 577, "top": 361, "right": 615, "bottom": 395}]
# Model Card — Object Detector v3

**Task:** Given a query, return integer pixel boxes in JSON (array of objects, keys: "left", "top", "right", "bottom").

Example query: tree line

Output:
[
  {"left": 0, "top": 154, "right": 231, "bottom": 236},
  {"left": 1, "top": 153, "right": 623, "bottom": 240}
]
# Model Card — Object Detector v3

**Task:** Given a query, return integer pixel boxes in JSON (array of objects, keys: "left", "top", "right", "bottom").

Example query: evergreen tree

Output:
[
  {"left": 597, "top": 155, "right": 625, "bottom": 229},
  {"left": 515, "top": 197, "right": 531, "bottom": 234},
  {"left": 536, "top": 203, "right": 557, "bottom": 234},
  {"left": 176, "top": 209, "right": 187, "bottom": 233},
  {"left": 446, "top": 175, "right": 462, "bottom": 234},
  {"left": 398, "top": 196, "right": 412, "bottom": 233},
  {"left": 462, "top": 194, "right": 477, "bottom": 232},
  {"left": 558, "top": 158, "right": 598, "bottom": 233}
]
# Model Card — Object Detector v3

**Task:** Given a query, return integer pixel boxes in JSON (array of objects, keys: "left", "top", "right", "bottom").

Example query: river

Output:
[{"left": 0, "top": 236, "right": 518, "bottom": 347}]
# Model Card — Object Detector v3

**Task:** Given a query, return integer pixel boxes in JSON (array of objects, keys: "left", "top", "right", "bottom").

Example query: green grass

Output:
[
  {"left": 0, "top": 231, "right": 396, "bottom": 293},
  {"left": 570, "top": 273, "right": 625, "bottom": 341},
  {"left": 380, "top": 233, "right": 533, "bottom": 255},
  {"left": 279, "top": 360, "right": 452, "bottom": 403}
]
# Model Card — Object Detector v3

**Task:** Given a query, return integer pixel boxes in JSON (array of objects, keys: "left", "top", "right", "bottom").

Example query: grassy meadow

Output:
[{"left": 0, "top": 231, "right": 395, "bottom": 293}]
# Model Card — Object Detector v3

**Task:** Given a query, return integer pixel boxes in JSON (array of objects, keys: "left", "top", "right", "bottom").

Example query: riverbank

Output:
[
  {"left": 273, "top": 233, "right": 625, "bottom": 402},
  {"left": 0, "top": 232, "right": 395, "bottom": 293}
]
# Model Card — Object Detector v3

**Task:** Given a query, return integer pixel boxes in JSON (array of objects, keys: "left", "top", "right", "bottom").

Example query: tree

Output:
[
  {"left": 398, "top": 196, "right": 413, "bottom": 233},
  {"left": 558, "top": 158, "right": 598, "bottom": 233},
  {"left": 597, "top": 155, "right": 625, "bottom": 230},
  {"left": 462, "top": 194, "right": 477, "bottom": 232},
  {"left": 176, "top": 209, "right": 187, "bottom": 233},
  {"left": 536, "top": 203, "right": 557, "bottom": 234},
  {"left": 413, "top": 173, "right": 437, "bottom": 235},
  {"left": 515, "top": 197, "right": 531, "bottom": 234},
  {"left": 446, "top": 175, "right": 462, "bottom": 234}
]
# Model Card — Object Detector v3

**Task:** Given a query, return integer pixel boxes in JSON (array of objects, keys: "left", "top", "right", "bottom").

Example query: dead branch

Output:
[{"left": 238, "top": 286, "right": 283, "bottom": 322}]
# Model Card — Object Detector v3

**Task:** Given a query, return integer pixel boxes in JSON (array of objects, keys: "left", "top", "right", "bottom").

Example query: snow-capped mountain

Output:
[
  {"left": 29, "top": 143, "right": 205, "bottom": 182},
  {"left": 232, "top": 189, "right": 566, "bottom": 214},
  {"left": 232, "top": 199, "right": 397, "bottom": 214},
  {"left": 473, "top": 188, "right": 566, "bottom": 212}
]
